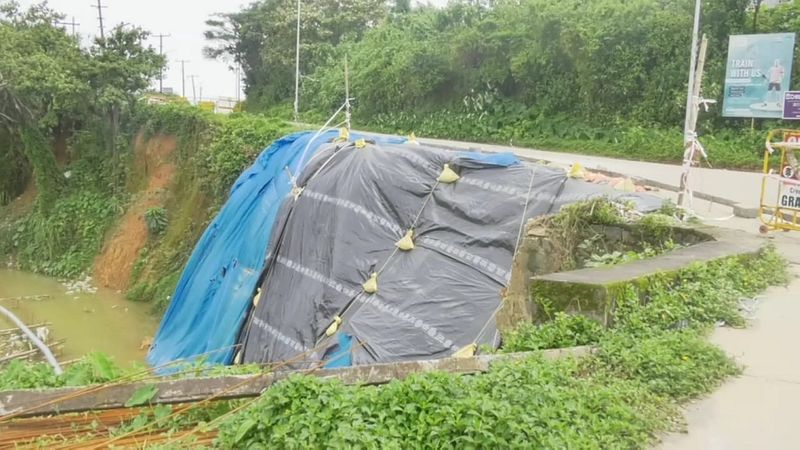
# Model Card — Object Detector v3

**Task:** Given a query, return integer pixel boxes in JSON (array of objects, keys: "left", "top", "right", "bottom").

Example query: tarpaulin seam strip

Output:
[
  {"left": 302, "top": 189, "right": 403, "bottom": 236},
  {"left": 417, "top": 236, "right": 510, "bottom": 284},
  {"left": 459, "top": 176, "right": 530, "bottom": 198},
  {"left": 273, "top": 256, "right": 457, "bottom": 351}
]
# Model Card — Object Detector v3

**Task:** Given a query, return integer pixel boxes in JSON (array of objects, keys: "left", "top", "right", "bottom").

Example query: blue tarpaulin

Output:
[{"left": 147, "top": 130, "right": 388, "bottom": 368}]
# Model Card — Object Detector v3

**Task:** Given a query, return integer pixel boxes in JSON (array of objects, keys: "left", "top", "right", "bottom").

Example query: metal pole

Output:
[
  {"left": 96, "top": 0, "right": 105, "bottom": 40},
  {"left": 160, "top": 36, "right": 164, "bottom": 94},
  {"left": 154, "top": 34, "right": 171, "bottom": 94},
  {"left": 345, "top": 54, "right": 351, "bottom": 130},
  {"left": 678, "top": 0, "right": 702, "bottom": 207},
  {"left": 236, "top": 66, "right": 241, "bottom": 102},
  {"left": 189, "top": 75, "right": 198, "bottom": 104},
  {"left": 178, "top": 59, "right": 189, "bottom": 98},
  {"left": 293, "top": 0, "right": 301, "bottom": 121}
]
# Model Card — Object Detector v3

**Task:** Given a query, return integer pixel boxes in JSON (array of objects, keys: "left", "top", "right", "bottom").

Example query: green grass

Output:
[{"left": 213, "top": 246, "right": 789, "bottom": 448}]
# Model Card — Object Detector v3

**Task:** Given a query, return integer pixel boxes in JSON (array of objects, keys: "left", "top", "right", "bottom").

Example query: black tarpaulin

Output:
[{"left": 238, "top": 140, "right": 661, "bottom": 366}]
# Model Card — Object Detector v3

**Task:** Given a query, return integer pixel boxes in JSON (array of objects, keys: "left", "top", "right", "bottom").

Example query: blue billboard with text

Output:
[{"left": 722, "top": 33, "right": 796, "bottom": 119}]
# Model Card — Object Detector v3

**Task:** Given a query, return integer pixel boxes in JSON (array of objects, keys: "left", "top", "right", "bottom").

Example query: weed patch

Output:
[
  {"left": 217, "top": 357, "right": 671, "bottom": 449},
  {"left": 502, "top": 313, "right": 604, "bottom": 352},
  {"left": 212, "top": 247, "right": 787, "bottom": 448}
]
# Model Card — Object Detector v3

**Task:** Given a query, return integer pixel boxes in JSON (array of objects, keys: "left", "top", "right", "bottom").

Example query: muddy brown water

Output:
[{"left": 0, "top": 269, "right": 159, "bottom": 366}]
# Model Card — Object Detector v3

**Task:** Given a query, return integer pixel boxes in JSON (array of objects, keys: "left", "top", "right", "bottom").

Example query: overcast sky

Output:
[{"left": 20, "top": 0, "right": 447, "bottom": 101}]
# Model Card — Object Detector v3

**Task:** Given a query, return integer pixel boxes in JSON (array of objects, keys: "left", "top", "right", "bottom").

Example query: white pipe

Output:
[{"left": 0, "top": 305, "right": 62, "bottom": 374}]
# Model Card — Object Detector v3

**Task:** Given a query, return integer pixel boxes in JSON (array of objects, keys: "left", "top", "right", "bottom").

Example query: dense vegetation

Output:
[
  {"left": 0, "top": 4, "right": 290, "bottom": 314},
  {"left": 0, "top": 1, "right": 162, "bottom": 275},
  {"left": 124, "top": 105, "right": 290, "bottom": 311},
  {"left": 207, "top": 0, "right": 800, "bottom": 169},
  {"left": 3, "top": 242, "right": 788, "bottom": 448}
]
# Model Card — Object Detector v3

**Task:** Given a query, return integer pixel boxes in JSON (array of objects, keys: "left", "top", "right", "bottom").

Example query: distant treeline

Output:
[{"left": 205, "top": 0, "right": 799, "bottom": 129}]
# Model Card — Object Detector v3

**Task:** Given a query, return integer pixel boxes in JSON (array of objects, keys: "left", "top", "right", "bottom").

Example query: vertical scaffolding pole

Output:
[
  {"left": 293, "top": 0, "right": 301, "bottom": 121},
  {"left": 678, "top": 0, "right": 703, "bottom": 207}
]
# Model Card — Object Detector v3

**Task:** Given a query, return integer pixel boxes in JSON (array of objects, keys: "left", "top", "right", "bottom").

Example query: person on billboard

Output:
[{"left": 762, "top": 59, "right": 785, "bottom": 107}]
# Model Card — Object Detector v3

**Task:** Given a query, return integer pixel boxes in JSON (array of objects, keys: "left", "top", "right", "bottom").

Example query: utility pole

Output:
[
  {"left": 235, "top": 65, "right": 241, "bottom": 102},
  {"left": 90, "top": 0, "right": 107, "bottom": 40},
  {"left": 153, "top": 33, "right": 171, "bottom": 94},
  {"left": 177, "top": 59, "right": 190, "bottom": 98},
  {"left": 55, "top": 16, "right": 80, "bottom": 37},
  {"left": 188, "top": 75, "right": 198, "bottom": 104},
  {"left": 199, "top": 85, "right": 203, "bottom": 103},
  {"left": 677, "top": 0, "right": 702, "bottom": 208},
  {"left": 293, "top": 0, "right": 301, "bottom": 121}
]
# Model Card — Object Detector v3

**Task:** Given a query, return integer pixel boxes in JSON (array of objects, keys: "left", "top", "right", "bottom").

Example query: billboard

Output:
[
  {"left": 785, "top": 91, "right": 800, "bottom": 120},
  {"left": 722, "top": 33, "right": 796, "bottom": 118}
]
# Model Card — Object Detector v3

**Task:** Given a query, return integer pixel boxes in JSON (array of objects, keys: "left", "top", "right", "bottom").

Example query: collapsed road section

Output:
[{"left": 148, "top": 132, "right": 662, "bottom": 370}]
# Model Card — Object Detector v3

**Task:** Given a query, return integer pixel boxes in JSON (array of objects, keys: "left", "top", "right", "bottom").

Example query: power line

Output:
[
  {"left": 153, "top": 33, "right": 171, "bottom": 93},
  {"left": 90, "top": 0, "right": 107, "bottom": 40}
]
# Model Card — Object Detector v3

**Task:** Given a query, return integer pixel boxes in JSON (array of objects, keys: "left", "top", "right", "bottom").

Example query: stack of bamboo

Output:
[{"left": 0, "top": 321, "right": 64, "bottom": 365}]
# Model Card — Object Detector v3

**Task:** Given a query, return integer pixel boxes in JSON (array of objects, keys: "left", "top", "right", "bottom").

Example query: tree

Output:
[
  {"left": 0, "top": 1, "right": 164, "bottom": 207},
  {"left": 391, "top": 0, "right": 412, "bottom": 15},
  {"left": 0, "top": 1, "right": 85, "bottom": 208},
  {"left": 88, "top": 25, "right": 165, "bottom": 156},
  {"left": 752, "top": 0, "right": 763, "bottom": 31},
  {"left": 204, "top": 0, "right": 389, "bottom": 110}
]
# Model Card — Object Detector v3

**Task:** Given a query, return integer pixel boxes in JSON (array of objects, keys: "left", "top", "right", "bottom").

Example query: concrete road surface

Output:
[{"left": 414, "top": 136, "right": 765, "bottom": 210}]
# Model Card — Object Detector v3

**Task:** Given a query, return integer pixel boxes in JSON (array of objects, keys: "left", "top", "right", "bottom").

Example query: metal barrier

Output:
[{"left": 759, "top": 129, "right": 800, "bottom": 233}]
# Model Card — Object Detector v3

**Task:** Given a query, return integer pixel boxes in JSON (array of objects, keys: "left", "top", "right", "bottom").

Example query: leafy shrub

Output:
[
  {"left": 0, "top": 353, "right": 122, "bottom": 390},
  {"left": 217, "top": 357, "right": 670, "bottom": 449},
  {"left": 637, "top": 213, "right": 676, "bottom": 244},
  {"left": 201, "top": 114, "right": 289, "bottom": 197},
  {"left": 596, "top": 331, "right": 740, "bottom": 401},
  {"left": 613, "top": 247, "right": 789, "bottom": 335},
  {"left": 502, "top": 312, "right": 604, "bottom": 352},
  {"left": 363, "top": 112, "right": 767, "bottom": 170},
  {"left": 144, "top": 207, "right": 168, "bottom": 235},
  {"left": 14, "top": 191, "right": 120, "bottom": 277}
]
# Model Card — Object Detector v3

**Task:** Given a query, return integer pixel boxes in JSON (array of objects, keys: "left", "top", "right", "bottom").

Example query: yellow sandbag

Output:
[
  {"left": 362, "top": 272, "right": 378, "bottom": 294},
  {"left": 613, "top": 178, "right": 637, "bottom": 192},
  {"left": 395, "top": 229, "right": 415, "bottom": 251},
  {"left": 355, "top": 138, "right": 367, "bottom": 149},
  {"left": 568, "top": 162, "right": 585, "bottom": 179},
  {"left": 438, "top": 164, "right": 460, "bottom": 183},
  {"left": 408, "top": 132, "right": 419, "bottom": 145},
  {"left": 453, "top": 343, "right": 477, "bottom": 358},
  {"left": 325, "top": 316, "right": 343, "bottom": 337},
  {"left": 333, "top": 127, "right": 350, "bottom": 143}
]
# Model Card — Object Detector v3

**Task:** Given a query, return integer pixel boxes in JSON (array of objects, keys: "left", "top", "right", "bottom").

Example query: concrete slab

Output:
[
  {"left": 658, "top": 269, "right": 800, "bottom": 450},
  {"left": 534, "top": 230, "right": 762, "bottom": 287}
]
